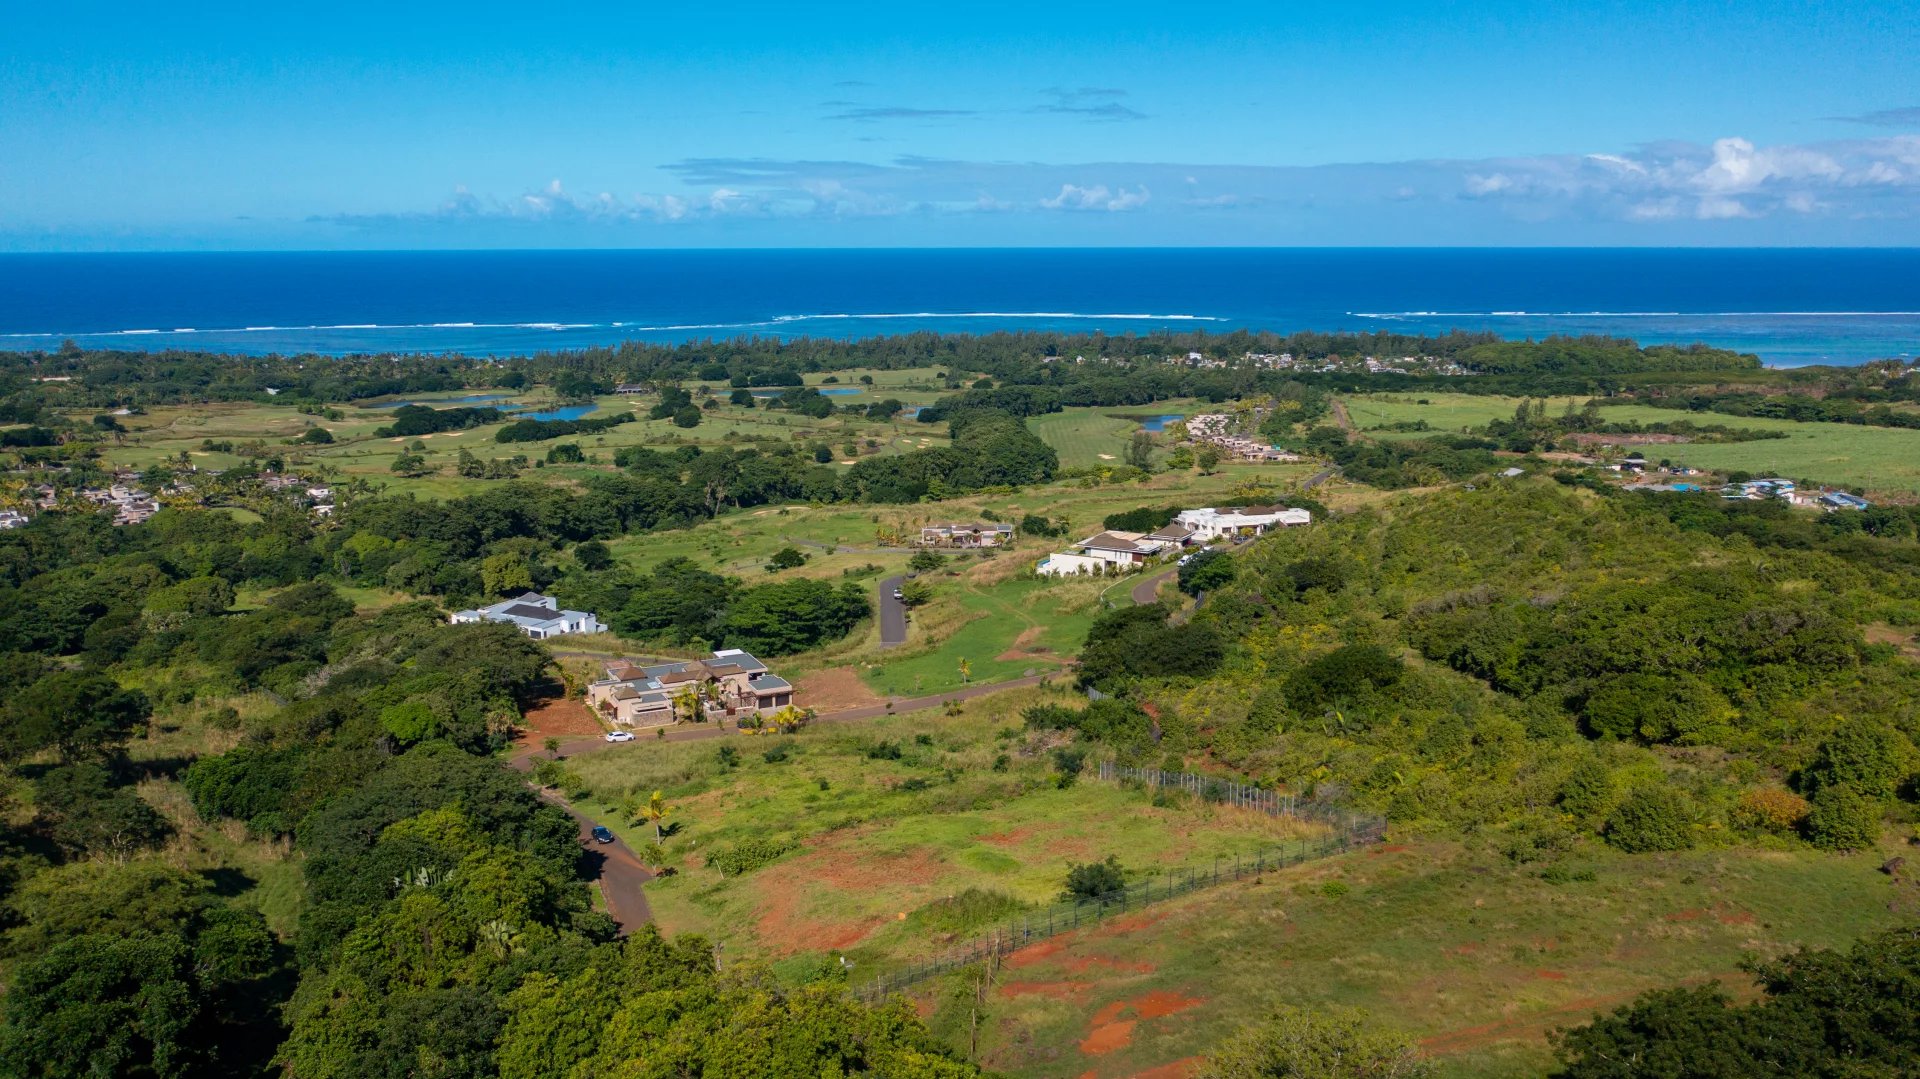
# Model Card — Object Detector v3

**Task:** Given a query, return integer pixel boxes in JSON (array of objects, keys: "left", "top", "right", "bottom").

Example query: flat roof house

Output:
[
  {"left": 450, "top": 592, "right": 607, "bottom": 639},
  {"left": 1174, "top": 505, "right": 1310, "bottom": 542}
]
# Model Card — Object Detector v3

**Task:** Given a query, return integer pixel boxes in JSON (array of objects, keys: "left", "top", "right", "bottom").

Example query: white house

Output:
[
  {"left": 1173, "top": 505, "right": 1311, "bottom": 542},
  {"left": 1035, "top": 552, "right": 1114, "bottom": 577},
  {"left": 450, "top": 592, "right": 606, "bottom": 639},
  {"left": 1071, "top": 531, "right": 1156, "bottom": 568}
]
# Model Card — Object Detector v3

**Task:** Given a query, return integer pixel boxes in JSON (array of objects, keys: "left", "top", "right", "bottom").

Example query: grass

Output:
[
  {"left": 1343, "top": 392, "right": 1920, "bottom": 494},
  {"left": 1029, "top": 404, "right": 1196, "bottom": 470},
  {"left": 937, "top": 839, "right": 1907, "bottom": 1079},
  {"left": 559, "top": 688, "right": 1329, "bottom": 978}
]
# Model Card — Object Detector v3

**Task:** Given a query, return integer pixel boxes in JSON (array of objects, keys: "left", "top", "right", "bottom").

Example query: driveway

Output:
[
  {"left": 508, "top": 755, "right": 655, "bottom": 932},
  {"left": 878, "top": 574, "right": 908, "bottom": 647}
]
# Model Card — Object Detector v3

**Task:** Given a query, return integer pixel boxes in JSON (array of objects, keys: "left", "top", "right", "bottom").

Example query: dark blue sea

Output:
[{"left": 2, "top": 249, "right": 1917, "bottom": 366}]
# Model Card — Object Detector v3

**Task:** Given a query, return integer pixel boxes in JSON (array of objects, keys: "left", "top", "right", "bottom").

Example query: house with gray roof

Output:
[
  {"left": 449, "top": 592, "right": 606, "bottom": 640},
  {"left": 587, "top": 648, "right": 796, "bottom": 728}
]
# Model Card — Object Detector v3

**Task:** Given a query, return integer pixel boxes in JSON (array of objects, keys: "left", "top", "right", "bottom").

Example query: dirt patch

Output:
[
  {"left": 1002, "top": 980, "right": 1093, "bottom": 1000},
  {"left": 515, "top": 695, "right": 602, "bottom": 746},
  {"left": 1097, "top": 909, "right": 1171, "bottom": 935},
  {"left": 1132, "top": 990, "right": 1204, "bottom": 1019},
  {"left": 995, "top": 626, "right": 1051, "bottom": 662},
  {"left": 1005, "top": 937, "right": 1070, "bottom": 969},
  {"left": 1062, "top": 955, "right": 1157, "bottom": 975},
  {"left": 978, "top": 825, "right": 1039, "bottom": 847},
  {"left": 1865, "top": 623, "right": 1920, "bottom": 660},
  {"left": 791, "top": 666, "right": 885, "bottom": 712},
  {"left": 1535, "top": 970, "right": 1567, "bottom": 981},
  {"left": 1081, "top": 1019, "right": 1136, "bottom": 1056},
  {"left": 748, "top": 830, "right": 944, "bottom": 955}
]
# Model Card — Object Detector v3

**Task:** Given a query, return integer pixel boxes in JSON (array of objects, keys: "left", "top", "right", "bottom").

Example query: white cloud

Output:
[
  {"left": 1463, "top": 173, "right": 1514, "bottom": 197},
  {"left": 1695, "top": 195, "right": 1754, "bottom": 220},
  {"left": 1040, "top": 183, "right": 1149, "bottom": 211}
]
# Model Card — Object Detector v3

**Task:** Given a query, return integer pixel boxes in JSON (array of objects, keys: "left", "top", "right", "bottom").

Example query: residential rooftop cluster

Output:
[
  {"left": 1036, "top": 505, "right": 1309, "bottom": 577},
  {"left": 587, "top": 650, "right": 794, "bottom": 729},
  {"left": 1183, "top": 413, "right": 1303, "bottom": 462}
]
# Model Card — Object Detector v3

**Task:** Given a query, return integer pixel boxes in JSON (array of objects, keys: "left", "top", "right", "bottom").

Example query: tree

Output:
[
  {"left": 1803, "top": 784, "right": 1882, "bottom": 851},
  {"left": 638, "top": 790, "right": 669, "bottom": 845},
  {"left": 1605, "top": 786, "right": 1694, "bottom": 852},
  {"left": 1802, "top": 719, "right": 1912, "bottom": 801},
  {"left": 543, "top": 737, "right": 561, "bottom": 760},
  {"left": 1179, "top": 549, "right": 1236, "bottom": 595},
  {"left": 1196, "top": 445, "right": 1224, "bottom": 474},
  {"left": 729, "top": 388, "right": 755, "bottom": 407},
  {"left": 812, "top": 443, "right": 834, "bottom": 464},
  {"left": 390, "top": 451, "right": 429, "bottom": 477},
  {"left": 478, "top": 553, "right": 534, "bottom": 596},
  {"left": 671, "top": 405, "right": 702, "bottom": 429},
  {"left": 957, "top": 657, "right": 971, "bottom": 684},
  {"left": 1061, "top": 856, "right": 1124, "bottom": 901},
  {"left": 2, "top": 671, "right": 151, "bottom": 762},
  {"left": 1127, "top": 431, "right": 1155, "bottom": 471},
  {"left": 765, "top": 546, "right": 808, "bottom": 572},
  {"left": 908, "top": 550, "right": 946, "bottom": 572},
  {"left": 574, "top": 540, "right": 613, "bottom": 571},
  {"left": 1199, "top": 1004, "right": 1433, "bottom": 1079},
  {"left": 546, "top": 443, "right": 585, "bottom": 464},
  {"left": 899, "top": 580, "right": 934, "bottom": 607},
  {"left": 299, "top": 427, "right": 335, "bottom": 444}
]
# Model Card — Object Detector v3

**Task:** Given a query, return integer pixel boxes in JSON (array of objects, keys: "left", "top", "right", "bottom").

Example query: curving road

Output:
[
  {"left": 507, "top": 756, "right": 656, "bottom": 933},
  {"left": 877, "top": 575, "right": 908, "bottom": 647}
]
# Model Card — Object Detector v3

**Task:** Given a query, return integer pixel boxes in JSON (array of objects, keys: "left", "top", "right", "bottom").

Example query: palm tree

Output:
[
  {"left": 957, "top": 657, "right": 972, "bottom": 685},
  {"left": 637, "top": 790, "right": 670, "bottom": 845},
  {"left": 671, "top": 685, "right": 701, "bottom": 723}
]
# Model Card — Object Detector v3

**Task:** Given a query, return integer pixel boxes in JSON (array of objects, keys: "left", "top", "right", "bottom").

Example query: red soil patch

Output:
[
  {"left": 1718, "top": 908, "right": 1757, "bottom": 926},
  {"left": 1451, "top": 942, "right": 1482, "bottom": 956},
  {"left": 1666, "top": 908, "right": 1705, "bottom": 923},
  {"left": 792, "top": 666, "right": 885, "bottom": 712},
  {"left": 1140, "top": 701, "right": 1162, "bottom": 720},
  {"left": 1078, "top": 992, "right": 1206, "bottom": 1058},
  {"left": 1132, "top": 990, "right": 1204, "bottom": 1019},
  {"left": 1002, "top": 980, "right": 1093, "bottom": 1000},
  {"left": 978, "top": 825, "right": 1038, "bottom": 847},
  {"left": 1062, "top": 955, "right": 1157, "bottom": 975},
  {"left": 514, "top": 695, "right": 602, "bottom": 745},
  {"left": 995, "top": 626, "right": 1051, "bottom": 662},
  {"left": 1128, "top": 1057, "right": 1202, "bottom": 1079},
  {"left": 1005, "top": 937, "right": 1070, "bottom": 969},
  {"left": 1535, "top": 970, "right": 1567, "bottom": 981},
  {"left": 748, "top": 830, "right": 943, "bottom": 955},
  {"left": 1080, "top": 1019, "right": 1137, "bottom": 1056},
  {"left": 1097, "top": 909, "right": 1171, "bottom": 935}
]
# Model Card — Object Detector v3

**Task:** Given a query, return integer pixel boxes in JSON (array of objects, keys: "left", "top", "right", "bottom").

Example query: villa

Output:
[
  {"left": 917, "top": 522, "right": 1015, "bottom": 548},
  {"left": 1174, "top": 505, "right": 1311, "bottom": 542},
  {"left": 449, "top": 592, "right": 606, "bottom": 639},
  {"left": 586, "top": 649, "right": 795, "bottom": 728}
]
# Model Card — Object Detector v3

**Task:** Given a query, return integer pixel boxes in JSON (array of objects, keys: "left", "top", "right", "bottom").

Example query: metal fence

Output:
[{"left": 853, "top": 766, "right": 1384, "bottom": 1002}]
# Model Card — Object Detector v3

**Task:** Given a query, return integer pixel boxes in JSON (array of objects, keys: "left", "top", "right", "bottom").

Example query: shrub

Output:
[
  {"left": 863, "top": 740, "right": 903, "bottom": 760},
  {"left": 706, "top": 836, "right": 792, "bottom": 877},
  {"left": 1061, "top": 856, "right": 1125, "bottom": 901},
  {"left": 1802, "top": 720, "right": 1912, "bottom": 801},
  {"left": 1284, "top": 644, "right": 1403, "bottom": 713},
  {"left": 1557, "top": 757, "right": 1618, "bottom": 819},
  {"left": 1804, "top": 785, "right": 1883, "bottom": 851},
  {"left": 761, "top": 743, "right": 794, "bottom": 764},
  {"left": 1732, "top": 788, "right": 1811, "bottom": 834},
  {"left": 912, "top": 888, "right": 1028, "bottom": 934},
  {"left": 1605, "top": 786, "right": 1695, "bottom": 853}
]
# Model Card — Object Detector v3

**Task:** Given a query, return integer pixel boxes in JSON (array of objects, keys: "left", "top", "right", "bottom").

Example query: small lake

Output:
[
  {"left": 750, "top": 386, "right": 864, "bottom": 398},
  {"left": 366, "top": 393, "right": 515, "bottom": 409},
  {"left": 514, "top": 404, "right": 599, "bottom": 422},
  {"left": 1140, "top": 414, "right": 1185, "bottom": 432}
]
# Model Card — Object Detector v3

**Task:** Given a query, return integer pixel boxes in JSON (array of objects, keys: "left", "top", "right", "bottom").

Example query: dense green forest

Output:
[{"left": 1056, "top": 481, "right": 1920, "bottom": 854}]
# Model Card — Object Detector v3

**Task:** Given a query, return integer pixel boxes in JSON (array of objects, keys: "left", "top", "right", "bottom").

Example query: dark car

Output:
[{"left": 590, "top": 825, "right": 614, "bottom": 844}]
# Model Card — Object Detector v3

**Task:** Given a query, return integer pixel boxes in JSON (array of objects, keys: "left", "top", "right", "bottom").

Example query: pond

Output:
[
  {"left": 365, "top": 393, "right": 515, "bottom": 409},
  {"left": 1140, "top": 414, "right": 1185, "bottom": 432},
  {"left": 514, "top": 403, "right": 599, "bottom": 422}
]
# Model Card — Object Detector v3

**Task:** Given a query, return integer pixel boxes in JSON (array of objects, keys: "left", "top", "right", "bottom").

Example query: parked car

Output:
[
  {"left": 892, "top": 588, "right": 905, "bottom": 600},
  {"left": 604, "top": 730, "right": 635, "bottom": 743},
  {"left": 1176, "top": 554, "right": 1194, "bottom": 566},
  {"left": 590, "top": 825, "right": 614, "bottom": 844}
]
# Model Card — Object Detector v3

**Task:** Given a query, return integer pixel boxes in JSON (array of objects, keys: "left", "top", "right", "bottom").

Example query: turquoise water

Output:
[
  {"left": 1141, "top": 414, "right": 1184, "bottom": 432},
  {"left": 6, "top": 249, "right": 1920, "bottom": 365},
  {"left": 515, "top": 404, "right": 599, "bottom": 421}
]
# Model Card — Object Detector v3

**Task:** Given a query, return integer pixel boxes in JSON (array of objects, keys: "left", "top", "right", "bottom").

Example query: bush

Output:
[
  {"left": 1557, "top": 757, "right": 1618, "bottom": 819},
  {"left": 911, "top": 887, "right": 1027, "bottom": 934},
  {"left": 1732, "top": 788, "right": 1811, "bottom": 834},
  {"left": 1061, "top": 856, "right": 1126, "bottom": 901},
  {"left": 1605, "top": 786, "right": 1695, "bottom": 853},
  {"left": 1178, "top": 549, "right": 1236, "bottom": 596},
  {"left": 1802, "top": 720, "right": 1912, "bottom": 801},
  {"left": 864, "top": 740, "right": 903, "bottom": 760},
  {"left": 1284, "top": 644, "right": 1404, "bottom": 714},
  {"left": 1803, "top": 784, "right": 1883, "bottom": 851},
  {"left": 706, "top": 836, "right": 793, "bottom": 877}
]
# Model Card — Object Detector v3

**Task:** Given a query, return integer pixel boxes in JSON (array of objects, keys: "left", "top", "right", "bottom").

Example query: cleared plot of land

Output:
[
  {"left": 1345, "top": 392, "right": 1920, "bottom": 494},
  {"left": 559, "top": 690, "right": 1328, "bottom": 978},
  {"left": 934, "top": 839, "right": 1904, "bottom": 1079}
]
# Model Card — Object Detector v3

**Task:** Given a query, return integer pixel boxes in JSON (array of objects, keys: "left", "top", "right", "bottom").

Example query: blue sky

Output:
[{"left": 3, "top": 0, "right": 1917, "bottom": 249}]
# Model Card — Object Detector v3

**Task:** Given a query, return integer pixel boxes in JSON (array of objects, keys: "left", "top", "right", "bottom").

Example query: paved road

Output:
[
  {"left": 1130, "top": 566, "right": 1179, "bottom": 605},
  {"left": 507, "top": 757, "right": 656, "bottom": 933},
  {"left": 877, "top": 575, "right": 907, "bottom": 647},
  {"left": 1303, "top": 465, "right": 1341, "bottom": 489}
]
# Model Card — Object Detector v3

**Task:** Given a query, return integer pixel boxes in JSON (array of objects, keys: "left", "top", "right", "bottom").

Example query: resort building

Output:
[
  {"left": 449, "top": 592, "right": 607, "bottom": 639},
  {"left": 586, "top": 649, "right": 795, "bottom": 728}
]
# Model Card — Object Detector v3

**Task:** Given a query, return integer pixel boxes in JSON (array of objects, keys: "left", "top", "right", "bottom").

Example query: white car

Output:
[
  {"left": 603, "top": 730, "right": 635, "bottom": 743},
  {"left": 1176, "top": 554, "right": 1194, "bottom": 566},
  {"left": 892, "top": 588, "right": 905, "bottom": 600}
]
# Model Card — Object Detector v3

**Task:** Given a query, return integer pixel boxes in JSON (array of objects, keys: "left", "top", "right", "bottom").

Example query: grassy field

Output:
[
  {"left": 1029, "top": 404, "right": 1194, "bottom": 470},
  {"left": 927, "top": 838, "right": 1906, "bottom": 1079},
  {"left": 1344, "top": 392, "right": 1920, "bottom": 494},
  {"left": 559, "top": 688, "right": 1330, "bottom": 980}
]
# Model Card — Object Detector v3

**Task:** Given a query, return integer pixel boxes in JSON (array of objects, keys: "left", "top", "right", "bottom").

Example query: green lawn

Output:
[
  {"left": 942, "top": 840, "right": 1906, "bottom": 1079},
  {"left": 1344, "top": 392, "right": 1920, "bottom": 494},
  {"left": 1030, "top": 404, "right": 1196, "bottom": 470}
]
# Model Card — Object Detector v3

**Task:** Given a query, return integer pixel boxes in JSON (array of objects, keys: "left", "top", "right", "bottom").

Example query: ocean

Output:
[{"left": 2, "top": 249, "right": 1917, "bottom": 366}]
